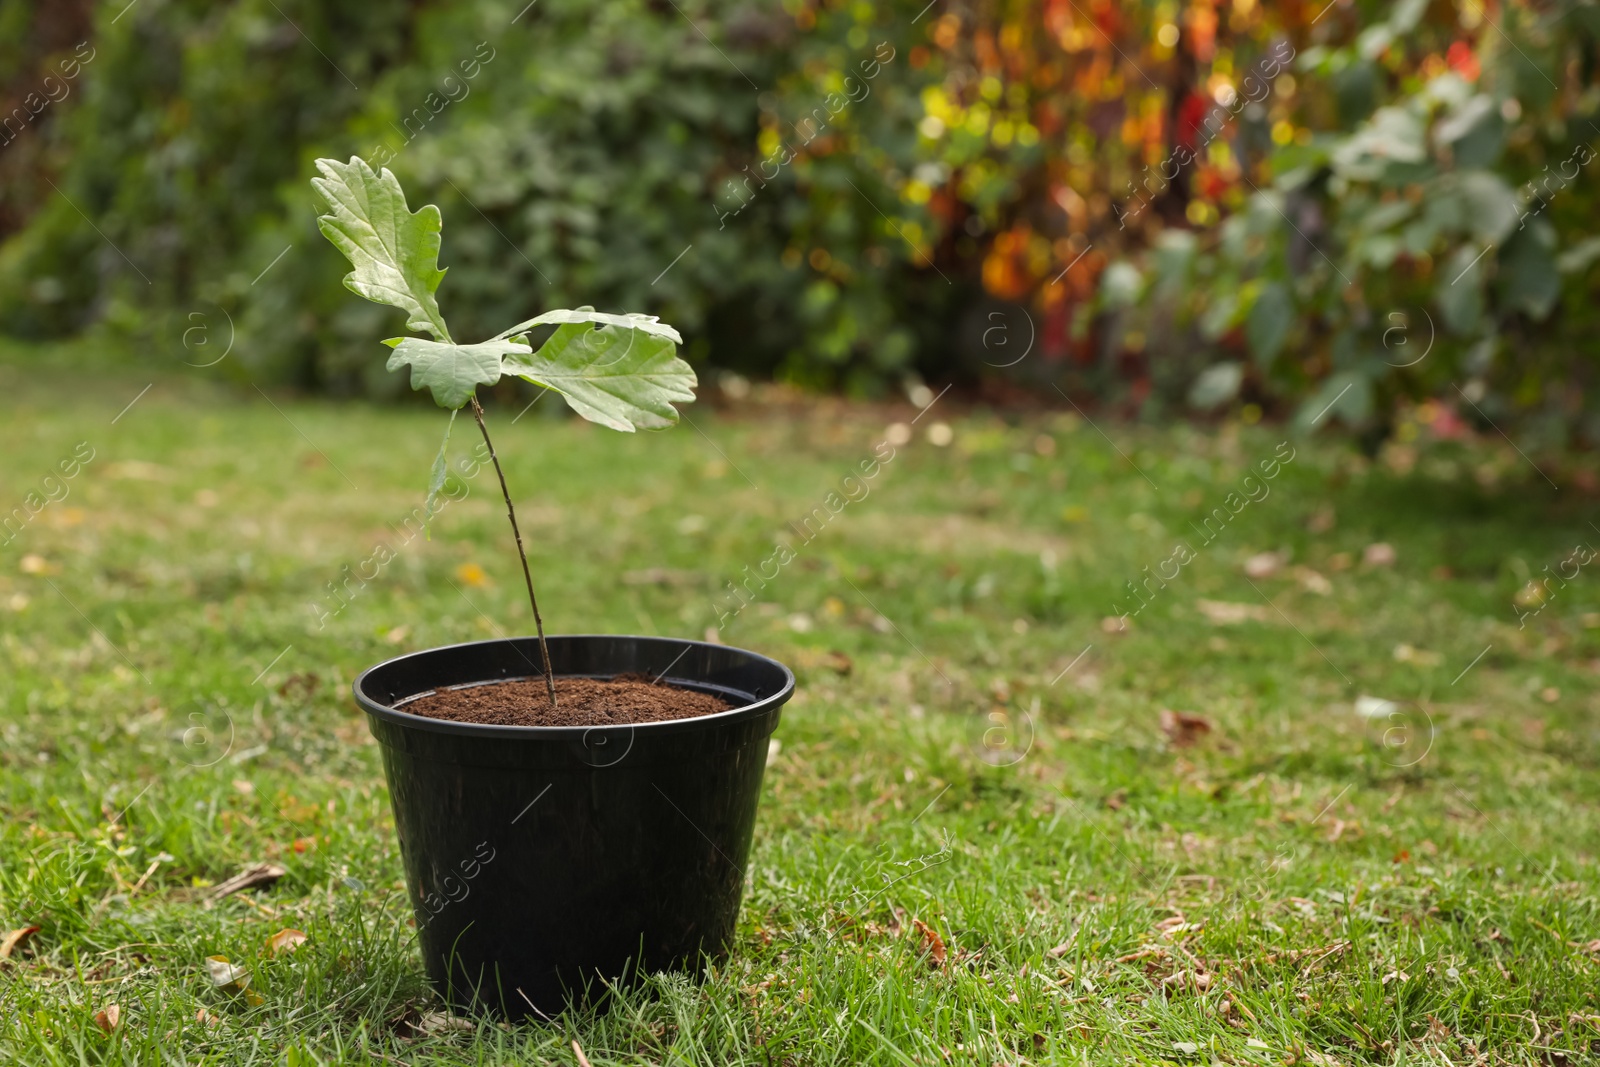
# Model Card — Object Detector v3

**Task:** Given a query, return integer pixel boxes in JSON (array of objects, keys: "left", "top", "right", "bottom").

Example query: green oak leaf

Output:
[
  {"left": 383, "top": 337, "right": 529, "bottom": 410},
  {"left": 312, "top": 156, "right": 451, "bottom": 343},
  {"left": 503, "top": 315, "right": 696, "bottom": 431},
  {"left": 489, "top": 307, "right": 683, "bottom": 346}
]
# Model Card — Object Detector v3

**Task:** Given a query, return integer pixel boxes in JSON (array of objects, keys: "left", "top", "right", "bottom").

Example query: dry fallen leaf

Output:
[
  {"left": 453, "top": 562, "right": 489, "bottom": 588},
  {"left": 1100, "top": 615, "right": 1131, "bottom": 634},
  {"left": 205, "top": 863, "right": 287, "bottom": 904},
  {"left": 415, "top": 1011, "right": 474, "bottom": 1033},
  {"left": 793, "top": 648, "right": 854, "bottom": 675},
  {"left": 911, "top": 919, "right": 947, "bottom": 966},
  {"left": 195, "top": 1008, "right": 221, "bottom": 1027},
  {"left": 1353, "top": 695, "right": 1399, "bottom": 719},
  {"left": 205, "top": 956, "right": 250, "bottom": 989},
  {"left": 1380, "top": 968, "right": 1409, "bottom": 985},
  {"left": 1243, "top": 551, "right": 1287, "bottom": 579},
  {"left": 1159, "top": 709, "right": 1213, "bottom": 747},
  {"left": 94, "top": 1004, "right": 120, "bottom": 1032},
  {"left": 1393, "top": 643, "right": 1441, "bottom": 666},
  {"left": 1292, "top": 566, "right": 1333, "bottom": 595},
  {"left": 0, "top": 925, "right": 40, "bottom": 959},
  {"left": 1046, "top": 929, "right": 1079, "bottom": 958},
  {"left": 1363, "top": 542, "right": 1397, "bottom": 567},
  {"left": 265, "top": 928, "right": 308, "bottom": 956},
  {"left": 1196, "top": 599, "right": 1271, "bottom": 625}
]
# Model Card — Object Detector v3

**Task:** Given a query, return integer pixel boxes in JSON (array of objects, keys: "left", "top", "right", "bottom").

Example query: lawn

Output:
[{"left": 1, "top": 341, "right": 1598, "bottom": 1065}]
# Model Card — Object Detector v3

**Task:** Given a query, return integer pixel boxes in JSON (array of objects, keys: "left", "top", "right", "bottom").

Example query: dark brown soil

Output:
[{"left": 395, "top": 674, "right": 732, "bottom": 727}]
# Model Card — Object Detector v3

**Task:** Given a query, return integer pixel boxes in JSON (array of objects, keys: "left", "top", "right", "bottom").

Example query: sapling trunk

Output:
[{"left": 469, "top": 395, "right": 558, "bottom": 709}]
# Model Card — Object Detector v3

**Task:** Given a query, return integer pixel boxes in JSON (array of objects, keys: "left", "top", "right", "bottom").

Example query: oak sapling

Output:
[{"left": 311, "top": 156, "right": 697, "bottom": 709}]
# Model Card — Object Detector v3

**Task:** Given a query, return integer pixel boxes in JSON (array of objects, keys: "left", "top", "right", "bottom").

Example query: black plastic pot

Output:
[{"left": 352, "top": 634, "right": 794, "bottom": 1019}]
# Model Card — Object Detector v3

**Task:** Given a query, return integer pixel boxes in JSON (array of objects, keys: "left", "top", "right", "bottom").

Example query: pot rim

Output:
[{"left": 353, "top": 633, "right": 795, "bottom": 742}]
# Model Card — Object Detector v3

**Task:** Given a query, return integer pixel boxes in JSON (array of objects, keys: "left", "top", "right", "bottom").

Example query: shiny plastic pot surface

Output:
[{"left": 354, "top": 635, "right": 794, "bottom": 1019}]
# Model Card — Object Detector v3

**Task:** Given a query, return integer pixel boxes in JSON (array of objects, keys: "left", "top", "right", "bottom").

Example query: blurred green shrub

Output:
[{"left": 1, "top": 0, "right": 1596, "bottom": 439}]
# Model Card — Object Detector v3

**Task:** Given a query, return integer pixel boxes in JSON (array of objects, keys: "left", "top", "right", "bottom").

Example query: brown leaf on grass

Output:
[
  {"left": 1100, "top": 615, "right": 1131, "bottom": 634},
  {"left": 265, "top": 928, "right": 308, "bottom": 956},
  {"left": 1161, "top": 969, "right": 1213, "bottom": 993},
  {"left": 1292, "top": 566, "right": 1333, "bottom": 595},
  {"left": 1243, "top": 551, "right": 1287, "bottom": 579},
  {"left": 204, "top": 863, "right": 287, "bottom": 905},
  {"left": 0, "top": 925, "right": 39, "bottom": 959},
  {"left": 1046, "top": 942, "right": 1075, "bottom": 960},
  {"left": 1362, "top": 542, "right": 1396, "bottom": 567},
  {"left": 195, "top": 1008, "right": 221, "bottom": 1027},
  {"left": 1240, "top": 940, "right": 1350, "bottom": 970},
  {"left": 911, "top": 919, "right": 947, "bottom": 966},
  {"left": 793, "top": 648, "right": 854, "bottom": 675},
  {"left": 1196, "top": 599, "right": 1271, "bottom": 625},
  {"left": 572, "top": 1039, "right": 594, "bottom": 1067},
  {"left": 414, "top": 1011, "right": 473, "bottom": 1034},
  {"left": 1159, "top": 709, "right": 1213, "bottom": 747},
  {"left": 1583, "top": 939, "right": 1600, "bottom": 954},
  {"left": 205, "top": 956, "right": 249, "bottom": 989},
  {"left": 94, "top": 1004, "right": 120, "bottom": 1033}
]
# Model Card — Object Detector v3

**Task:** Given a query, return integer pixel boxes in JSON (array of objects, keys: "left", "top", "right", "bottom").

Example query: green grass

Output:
[{"left": 2, "top": 341, "right": 1599, "bottom": 1064}]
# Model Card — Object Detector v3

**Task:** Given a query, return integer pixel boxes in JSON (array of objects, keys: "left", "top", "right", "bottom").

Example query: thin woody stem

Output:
[{"left": 469, "top": 394, "right": 557, "bottom": 709}]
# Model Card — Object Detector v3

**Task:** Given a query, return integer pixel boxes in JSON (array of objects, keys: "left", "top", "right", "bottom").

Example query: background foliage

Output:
[{"left": 0, "top": 0, "right": 1596, "bottom": 438}]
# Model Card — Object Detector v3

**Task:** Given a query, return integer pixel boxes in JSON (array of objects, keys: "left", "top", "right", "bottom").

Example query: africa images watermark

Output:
[
  {"left": 1109, "top": 440, "right": 1297, "bottom": 622},
  {"left": 0, "top": 42, "right": 96, "bottom": 151},
  {"left": 1118, "top": 37, "right": 1296, "bottom": 229},
  {"left": 308, "top": 441, "right": 492, "bottom": 629},
  {"left": 2, "top": 441, "right": 96, "bottom": 547},
  {"left": 1514, "top": 540, "right": 1595, "bottom": 629},
  {"left": 366, "top": 41, "right": 498, "bottom": 170},
  {"left": 714, "top": 41, "right": 898, "bottom": 229},
  {"left": 1515, "top": 139, "right": 1596, "bottom": 231},
  {"left": 708, "top": 437, "right": 898, "bottom": 630}
]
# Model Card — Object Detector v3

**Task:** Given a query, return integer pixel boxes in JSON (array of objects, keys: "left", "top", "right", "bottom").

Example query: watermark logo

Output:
[
  {"left": 575, "top": 724, "right": 635, "bottom": 768},
  {"left": 981, "top": 307, "right": 1035, "bottom": 368},
  {"left": 1381, "top": 308, "right": 1435, "bottom": 368},
  {"left": 1356, "top": 696, "right": 1434, "bottom": 768},
  {"left": 178, "top": 304, "right": 235, "bottom": 368},
  {"left": 172, "top": 698, "right": 235, "bottom": 767},
  {"left": 974, "top": 698, "right": 1036, "bottom": 767}
]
